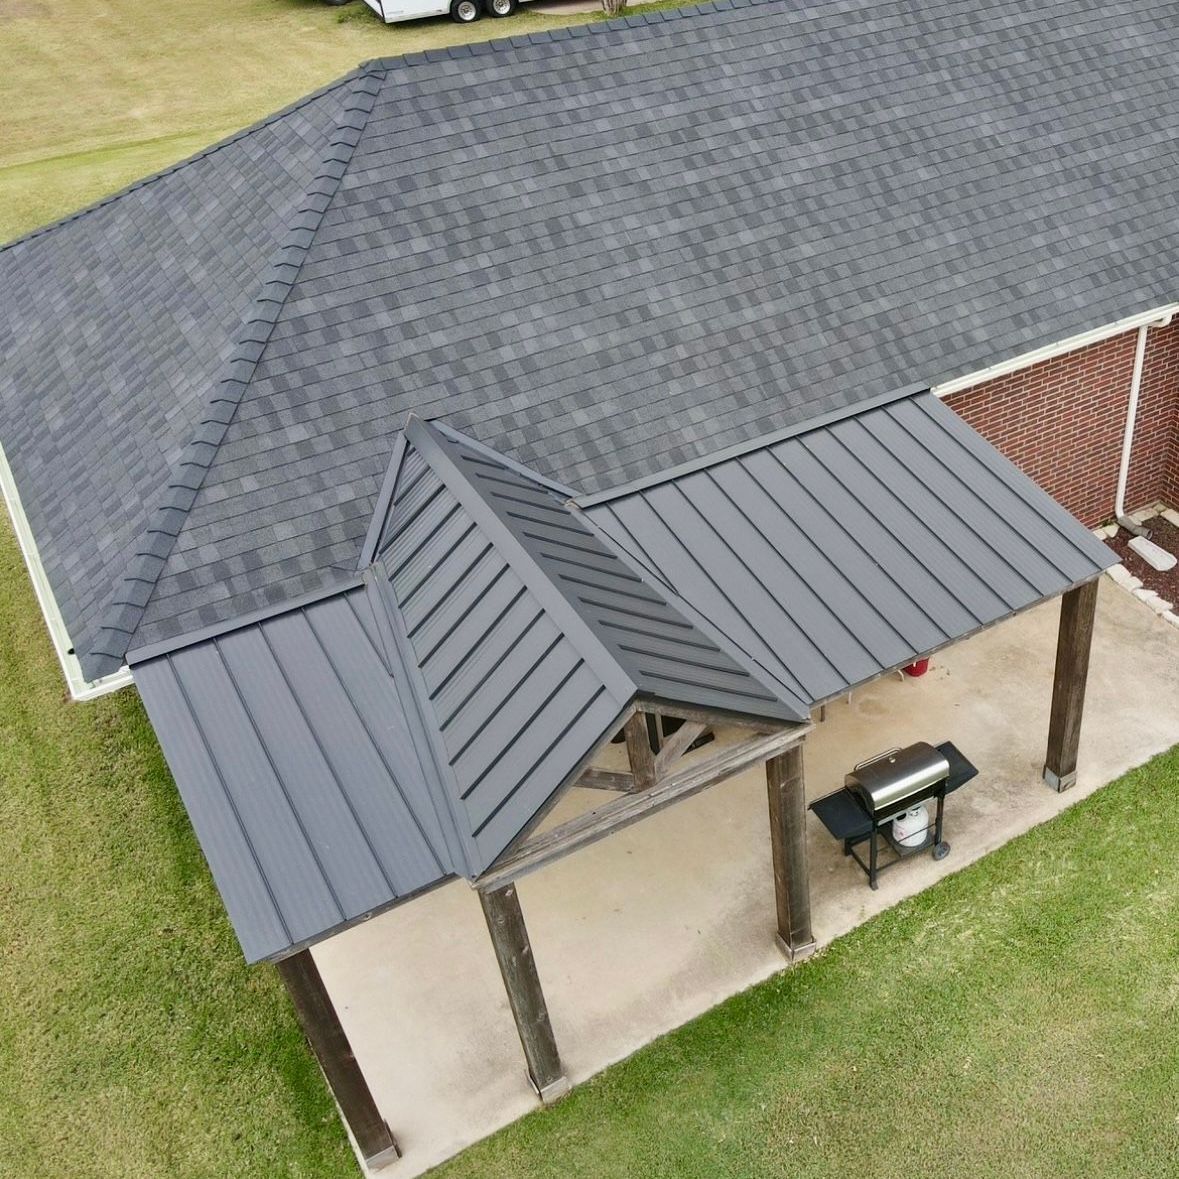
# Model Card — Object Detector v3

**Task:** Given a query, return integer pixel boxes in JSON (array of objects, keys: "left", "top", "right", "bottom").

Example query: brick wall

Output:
[{"left": 946, "top": 320, "right": 1179, "bottom": 527}]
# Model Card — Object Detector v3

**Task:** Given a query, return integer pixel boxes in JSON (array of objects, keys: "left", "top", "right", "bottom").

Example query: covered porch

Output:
[{"left": 312, "top": 576, "right": 1179, "bottom": 1177}]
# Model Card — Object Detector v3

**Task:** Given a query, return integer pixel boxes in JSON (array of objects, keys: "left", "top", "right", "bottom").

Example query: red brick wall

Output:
[{"left": 946, "top": 320, "right": 1179, "bottom": 527}]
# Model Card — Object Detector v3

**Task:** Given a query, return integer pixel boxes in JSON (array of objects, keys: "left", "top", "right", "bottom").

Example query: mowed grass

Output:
[
  {"left": 0, "top": 517, "right": 358, "bottom": 1178},
  {"left": 0, "top": 0, "right": 614, "bottom": 242}
]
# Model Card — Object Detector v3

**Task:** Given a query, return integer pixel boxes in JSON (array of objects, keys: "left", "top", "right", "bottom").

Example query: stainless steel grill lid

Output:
[{"left": 845, "top": 741, "right": 951, "bottom": 816}]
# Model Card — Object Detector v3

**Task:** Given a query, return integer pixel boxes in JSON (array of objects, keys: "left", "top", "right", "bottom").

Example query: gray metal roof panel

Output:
[
  {"left": 417, "top": 420, "right": 810, "bottom": 722},
  {"left": 371, "top": 417, "right": 807, "bottom": 870},
  {"left": 132, "top": 586, "right": 455, "bottom": 963},
  {"left": 588, "top": 392, "right": 1116, "bottom": 707}
]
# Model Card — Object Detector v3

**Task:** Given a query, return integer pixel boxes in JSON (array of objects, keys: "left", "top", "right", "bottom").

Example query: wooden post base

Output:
[
  {"left": 774, "top": 932, "right": 817, "bottom": 963},
  {"left": 1042, "top": 766, "right": 1077, "bottom": 793},
  {"left": 533, "top": 1073, "right": 573, "bottom": 1104},
  {"left": 362, "top": 1135, "right": 403, "bottom": 1170}
]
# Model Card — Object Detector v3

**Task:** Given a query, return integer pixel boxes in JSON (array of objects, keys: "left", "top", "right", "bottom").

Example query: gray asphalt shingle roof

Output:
[
  {"left": 0, "top": 78, "right": 356, "bottom": 678},
  {"left": 0, "top": 0, "right": 1170, "bottom": 677}
]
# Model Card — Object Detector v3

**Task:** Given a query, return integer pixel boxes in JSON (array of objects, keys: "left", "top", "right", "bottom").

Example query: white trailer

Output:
[{"left": 356, "top": 0, "right": 534, "bottom": 24}]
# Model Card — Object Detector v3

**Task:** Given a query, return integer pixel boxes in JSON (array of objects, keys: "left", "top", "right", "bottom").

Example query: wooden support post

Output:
[
  {"left": 1043, "top": 579, "right": 1099, "bottom": 792},
  {"left": 766, "top": 744, "right": 815, "bottom": 962},
  {"left": 276, "top": 949, "right": 401, "bottom": 1168},
  {"left": 623, "top": 712, "right": 657, "bottom": 791},
  {"left": 478, "top": 883, "right": 570, "bottom": 1103}
]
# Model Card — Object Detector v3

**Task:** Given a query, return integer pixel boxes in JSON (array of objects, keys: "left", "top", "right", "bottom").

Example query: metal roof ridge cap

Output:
[
  {"left": 358, "top": 431, "right": 408, "bottom": 570},
  {"left": 360, "top": 564, "right": 479, "bottom": 877},
  {"left": 431, "top": 420, "right": 578, "bottom": 498},
  {"left": 91, "top": 71, "right": 386, "bottom": 672},
  {"left": 574, "top": 383, "right": 929, "bottom": 508},
  {"left": 125, "top": 574, "right": 367, "bottom": 666},
  {"left": 404, "top": 417, "right": 636, "bottom": 705}
]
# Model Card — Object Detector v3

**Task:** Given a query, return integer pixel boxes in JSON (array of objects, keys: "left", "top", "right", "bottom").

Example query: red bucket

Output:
[{"left": 902, "top": 657, "right": 930, "bottom": 677}]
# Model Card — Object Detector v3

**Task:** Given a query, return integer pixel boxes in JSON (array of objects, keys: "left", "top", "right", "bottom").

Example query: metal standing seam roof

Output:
[
  {"left": 373, "top": 416, "right": 808, "bottom": 869},
  {"left": 585, "top": 389, "right": 1117, "bottom": 707},
  {"left": 131, "top": 585, "right": 456, "bottom": 964},
  {"left": 1, "top": 0, "right": 1174, "bottom": 681},
  {"left": 131, "top": 393, "right": 1114, "bottom": 964},
  {"left": 132, "top": 416, "right": 809, "bottom": 962}
]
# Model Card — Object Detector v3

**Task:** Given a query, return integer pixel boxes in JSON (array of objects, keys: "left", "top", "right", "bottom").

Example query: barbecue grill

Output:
[{"left": 810, "top": 740, "right": 978, "bottom": 889}]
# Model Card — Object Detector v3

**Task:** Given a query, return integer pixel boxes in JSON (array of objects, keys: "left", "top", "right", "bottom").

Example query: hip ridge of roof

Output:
[{"left": 83, "top": 68, "right": 388, "bottom": 675}]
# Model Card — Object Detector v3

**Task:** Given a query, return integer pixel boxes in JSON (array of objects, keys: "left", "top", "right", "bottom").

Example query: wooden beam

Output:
[
  {"left": 478, "top": 883, "right": 570, "bottom": 1103},
  {"left": 653, "top": 721, "right": 709, "bottom": 777},
  {"left": 623, "top": 712, "right": 657, "bottom": 791},
  {"left": 576, "top": 768, "right": 638, "bottom": 793},
  {"left": 648, "top": 700, "right": 778, "bottom": 733},
  {"left": 766, "top": 745, "right": 815, "bottom": 962},
  {"left": 1043, "top": 578, "right": 1099, "bottom": 792},
  {"left": 480, "top": 725, "right": 810, "bottom": 889},
  {"left": 276, "top": 950, "right": 401, "bottom": 1167}
]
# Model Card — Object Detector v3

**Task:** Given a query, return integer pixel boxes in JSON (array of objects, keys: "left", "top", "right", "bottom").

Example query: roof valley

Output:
[{"left": 85, "top": 68, "right": 388, "bottom": 675}]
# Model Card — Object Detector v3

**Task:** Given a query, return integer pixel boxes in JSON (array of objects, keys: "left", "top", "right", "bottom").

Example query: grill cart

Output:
[{"left": 810, "top": 741, "right": 978, "bottom": 890}]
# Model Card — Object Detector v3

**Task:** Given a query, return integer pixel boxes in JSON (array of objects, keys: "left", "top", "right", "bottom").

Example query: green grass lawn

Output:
[
  {"left": 0, "top": 0, "right": 624, "bottom": 243},
  {"left": 2, "top": 483, "right": 1177, "bottom": 1177}
]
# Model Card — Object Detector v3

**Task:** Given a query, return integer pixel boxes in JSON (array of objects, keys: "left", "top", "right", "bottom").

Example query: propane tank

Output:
[{"left": 892, "top": 804, "right": 929, "bottom": 848}]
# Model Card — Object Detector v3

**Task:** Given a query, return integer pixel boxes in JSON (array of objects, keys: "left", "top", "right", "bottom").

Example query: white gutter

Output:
[
  {"left": 0, "top": 441, "right": 132, "bottom": 701},
  {"left": 1114, "top": 314, "right": 1174, "bottom": 534},
  {"left": 933, "top": 301, "right": 1179, "bottom": 398}
]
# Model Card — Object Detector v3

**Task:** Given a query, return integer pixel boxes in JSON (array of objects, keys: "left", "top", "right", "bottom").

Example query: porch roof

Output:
[
  {"left": 130, "top": 390, "right": 1114, "bottom": 964},
  {"left": 585, "top": 388, "right": 1117, "bottom": 707}
]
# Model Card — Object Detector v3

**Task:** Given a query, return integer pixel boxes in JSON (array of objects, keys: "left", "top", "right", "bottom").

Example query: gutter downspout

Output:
[{"left": 1115, "top": 313, "right": 1173, "bottom": 536}]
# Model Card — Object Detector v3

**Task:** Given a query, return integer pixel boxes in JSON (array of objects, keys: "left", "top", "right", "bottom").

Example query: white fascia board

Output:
[
  {"left": 934, "top": 301, "right": 1179, "bottom": 398},
  {"left": 0, "top": 441, "right": 132, "bottom": 701}
]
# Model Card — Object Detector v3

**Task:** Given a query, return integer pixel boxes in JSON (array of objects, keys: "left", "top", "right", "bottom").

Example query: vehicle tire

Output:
[
  {"left": 488, "top": 0, "right": 517, "bottom": 15},
  {"left": 321, "top": 0, "right": 353, "bottom": 6},
  {"left": 450, "top": 0, "right": 481, "bottom": 20}
]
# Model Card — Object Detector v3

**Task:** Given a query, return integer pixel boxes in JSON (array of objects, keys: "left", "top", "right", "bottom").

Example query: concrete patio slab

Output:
[{"left": 312, "top": 577, "right": 1179, "bottom": 1177}]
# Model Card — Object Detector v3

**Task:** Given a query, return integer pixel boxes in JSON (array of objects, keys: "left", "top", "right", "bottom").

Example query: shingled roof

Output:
[{"left": 1, "top": 0, "right": 1173, "bottom": 683}]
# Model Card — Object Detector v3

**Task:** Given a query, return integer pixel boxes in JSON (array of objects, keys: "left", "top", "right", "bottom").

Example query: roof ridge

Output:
[
  {"left": 408, "top": 418, "right": 807, "bottom": 723},
  {"left": 402, "top": 416, "right": 636, "bottom": 702},
  {"left": 84, "top": 68, "right": 387, "bottom": 674},
  {"left": 358, "top": 0, "right": 757, "bottom": 74},
  {"left": 0, "top": 66, "right": 372, "bottom": 256}
]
